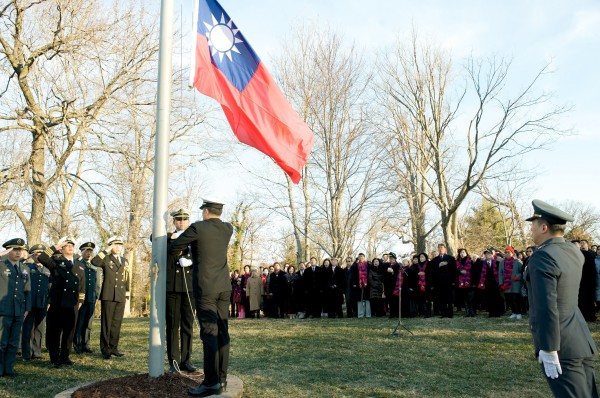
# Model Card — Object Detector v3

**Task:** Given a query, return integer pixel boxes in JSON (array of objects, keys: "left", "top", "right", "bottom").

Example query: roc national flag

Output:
[{"left": 190, "top": 0, "right": 314, "bottom": 183}]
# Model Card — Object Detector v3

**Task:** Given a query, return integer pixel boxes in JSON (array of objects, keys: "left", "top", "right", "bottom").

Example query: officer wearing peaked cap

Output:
[
  {"left": 37, "top": 237, "right": 85, "bottom": 368},
  {"left": 92, "top": 236, "right": 129, "bottom": 359},
  {"left": 169, "top": 198, "right": 233, "bottom": 396},
  {"left": 0, "top": 238, "right": 31, "bottom": 377},
  {"left": 162, "top": 208, "right": 196, "bottom": 372},
  {"left": 74, "top": 242, "right": 101, "bottom": 354},
  {"left": 21, "top": 244, "right": 51, "bottom": 361},
  {"left": 525, "top": 199, "right": 598, "bottom": 397}
]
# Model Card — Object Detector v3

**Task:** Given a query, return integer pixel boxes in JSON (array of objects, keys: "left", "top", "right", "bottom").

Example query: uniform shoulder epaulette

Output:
[
  {"left": 97, "top": 251, "right": 106, "bottom": 260},
  {"left": 44, "top": 247, "right": 54, "bottom": 256}
]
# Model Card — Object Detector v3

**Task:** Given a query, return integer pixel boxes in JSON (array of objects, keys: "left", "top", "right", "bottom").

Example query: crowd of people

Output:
[{"left": 230, "top": 240, "right": 600, "bottom": 322}]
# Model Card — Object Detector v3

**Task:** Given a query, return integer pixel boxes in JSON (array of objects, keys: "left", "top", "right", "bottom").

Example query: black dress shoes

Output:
[
  {"left": 52, "top": 361, "right": 62, "bottom": 368},
  {"left": 180, "top": 362, "right": 197, "bottom": 372},
  {"left": 112, "top": 351, "right": 125, "bottom": 357},
  {"left": 102, "top": 353, "right": 111, "bottom": 360},
  {"left": 188, "top": 383, "right": 222, "bottom": 396},
  {"left": 62, "top": 359, "right": 74, "bottom": 366},
  {"left": 83, "top": 347, "right": 94, "bottom": 353}
]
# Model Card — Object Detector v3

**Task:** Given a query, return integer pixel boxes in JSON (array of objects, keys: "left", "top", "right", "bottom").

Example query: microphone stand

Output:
[{"left": 392, "top": 268, "right": 413, "bottom": 336}]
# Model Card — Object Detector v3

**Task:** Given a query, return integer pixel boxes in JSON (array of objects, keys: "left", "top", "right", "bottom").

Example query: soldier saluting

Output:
[
  {"left": 37, "top": 237, "right": 85, "bottom": 368},
  {"left": 74, "top": 242, "right": 101, "bottom": 354},
  {"left": 92, "top": 236, "right": 129, "bottom": 359},
  {"left": 21, "top": 244, "right": 51, "bottom": 361},
  {"left": 0, "top": 238, "right": 31, "bottom": 377}
]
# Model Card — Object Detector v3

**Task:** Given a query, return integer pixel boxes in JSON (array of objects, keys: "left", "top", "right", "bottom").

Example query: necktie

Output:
[{"left": 13, "top": 263, "right": 19, "bottom": 274}]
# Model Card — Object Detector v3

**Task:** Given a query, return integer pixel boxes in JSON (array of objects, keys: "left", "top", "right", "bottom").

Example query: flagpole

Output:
[{"left": 149, "top": 0, "right": 174, "bottom": 378}]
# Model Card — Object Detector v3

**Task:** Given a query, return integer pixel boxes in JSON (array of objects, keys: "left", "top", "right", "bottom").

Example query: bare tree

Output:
[
  {"left": 0, "top": 0, "right": 158, "bottom": 243},
  {"left": 561, "top": 201, "right": 600, "bottom": 243},
  {"left": 375, "top": 39, "right": 438, "bottom": 253},
  {"left": 379, "top": 32, "right": 566, "bottom": 254},
  {"left": 270, "top": 24, "right": 386, "bottom": 259}
]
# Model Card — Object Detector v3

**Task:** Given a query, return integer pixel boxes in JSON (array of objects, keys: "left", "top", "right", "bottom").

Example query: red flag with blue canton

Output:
[{"left": 190, "top": 0, "right": 314, "bottom": 183}]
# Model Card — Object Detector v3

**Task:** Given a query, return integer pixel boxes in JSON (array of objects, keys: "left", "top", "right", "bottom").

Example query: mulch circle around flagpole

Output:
[{"left": 55, "top": 372, "right": 243, "bottom": 398}]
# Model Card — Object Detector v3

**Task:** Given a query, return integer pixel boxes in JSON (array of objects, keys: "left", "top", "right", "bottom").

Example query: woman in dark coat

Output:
[{"left": 368, "top": 258, "right": 385, "bottom": 317}]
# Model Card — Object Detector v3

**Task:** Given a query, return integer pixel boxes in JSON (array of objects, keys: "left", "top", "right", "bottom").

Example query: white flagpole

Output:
[{"left": 149, "top": 0, "right": 174, "bottom": 378}]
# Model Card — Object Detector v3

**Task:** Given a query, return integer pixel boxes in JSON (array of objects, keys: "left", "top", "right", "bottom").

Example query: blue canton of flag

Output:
[{"left": 198, "top": 0, "right": 260, "bottom": 92}]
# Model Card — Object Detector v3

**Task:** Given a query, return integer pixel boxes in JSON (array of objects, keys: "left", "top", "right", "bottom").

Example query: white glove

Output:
[
  {"left": 179, "top": 258, "right": 192, "bottom": 268},
  {"left": 171, "top": 232, "right": 182, "bottom": 240},
  {"left": 538, "top": 350, "right": 562, "bottom": 379}
]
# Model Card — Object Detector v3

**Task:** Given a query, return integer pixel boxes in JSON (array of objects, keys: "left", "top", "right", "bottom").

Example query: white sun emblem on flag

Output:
[{"left": 204, "top": 13, "right": 244, "bottom": 62}]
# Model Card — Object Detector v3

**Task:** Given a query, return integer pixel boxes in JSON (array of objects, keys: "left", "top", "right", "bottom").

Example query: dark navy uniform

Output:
[
  {"left": 169, "top": 199, "right": 233, "bottom": 396},
  {"left": 163, "top": 208, "right": 195, "bottom": 372},
  {"left": 21, "top": 244, "right": 50, "bottom": 360},
  {"left": 525, "top": 200, "right": 598, "bottom": 398},
  {"left": 74, "top": 242, "right": 101, "bottom": 354},
  {"left": 91, "top": 236, "right": 129, "bottom": 358},
  {"left": 38, "top": 239, "right": 85, "bottom": 367},
  {"left": 0, "top": 238, "right": 31, "bottom": 377}
]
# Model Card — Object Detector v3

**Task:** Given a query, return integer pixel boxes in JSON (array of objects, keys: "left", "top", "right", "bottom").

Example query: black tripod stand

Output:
[{"left": 391, "top": 275, "right": 413, "bottom": 336}]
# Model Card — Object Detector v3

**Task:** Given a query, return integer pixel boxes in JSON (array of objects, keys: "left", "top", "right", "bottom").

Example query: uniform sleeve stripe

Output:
[{"left": 44, "top": 248, "right": 54, "bottom": 256}]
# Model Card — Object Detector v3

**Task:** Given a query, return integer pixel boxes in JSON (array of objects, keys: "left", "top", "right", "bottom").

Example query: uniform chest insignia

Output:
[
  {"left": 21, "top": 269, "right": 28, "bottom": 276},
  {"left": 79, "top": 266, "right": 84, "bottom": 271},
  {"left": 31, "top": 269, "right": 37, "bottom": 274},
  {"left": 3, "top": 269, "right": 10, "bottom": 275},
  {"left": 59, "top": 262, "right": 66, "bottom": 268}
]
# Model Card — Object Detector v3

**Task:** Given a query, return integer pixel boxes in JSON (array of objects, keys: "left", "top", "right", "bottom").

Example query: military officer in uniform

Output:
[
  {"left": 0, "top": 238, "right": 31, "bottom": 377},
  {"left": 37, "top": 237, "right": 85, "bottom": 368},
  {"left": 525, "top": 199, "right": 598, "bottom": 398},
  {"left": 21, "top": 244, "right": 50, "bottom": 361},
  {"left": 92, "top": 236, "right": 129, "bottom": 359},
  {"left": 165, "top": 209, "right": 196, "bottom": 372},
  {"left": 169, "top": 198, "right": 233, "bottom": 397},
  {"left": 74, "top": 242, "right": 101, "bottom": 354}
]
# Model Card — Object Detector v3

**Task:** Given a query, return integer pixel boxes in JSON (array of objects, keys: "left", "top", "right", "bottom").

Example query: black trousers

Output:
[
  {"left": 21, "top": 307, "right": 46, "bottom": 359},
  {"left": 544, "top": 357, "right": 598, "bottom": 398},
  {"left": 196, "top": 291, "right": 230, "bottom": 387},
  {"left": 0, "top": 314, "right": 23, "bottom": 375},
  {"left": 100, "top": 300, "right": 125, "bottom": 355},
  {"left": 166, "top": 292, "right": 194, "bottom": 365},
  {"left": 75, "top": 301, "right": 96, "bottom": 351},
  {"left": 46, "top": 305, "right": 77, "bottom": 363}
]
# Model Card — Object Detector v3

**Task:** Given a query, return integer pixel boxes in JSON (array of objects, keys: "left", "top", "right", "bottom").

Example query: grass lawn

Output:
[{"left": 2, "top": 315, "right": 600, "bottom": 397}]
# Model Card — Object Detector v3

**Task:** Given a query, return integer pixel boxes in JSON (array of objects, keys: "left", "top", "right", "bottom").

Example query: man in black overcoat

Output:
[{"left": 169, "top": 198, "right": 233, "bottom": 396}]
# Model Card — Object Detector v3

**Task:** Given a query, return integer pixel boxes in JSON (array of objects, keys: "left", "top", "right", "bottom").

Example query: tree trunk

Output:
[{"left": 27, "top": 130, "right": 47, "bottom": 243}]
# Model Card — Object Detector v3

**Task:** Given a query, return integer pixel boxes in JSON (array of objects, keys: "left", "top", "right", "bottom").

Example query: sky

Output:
[{"left": 182, "top": 0, "right": 600, "bottom": 212}]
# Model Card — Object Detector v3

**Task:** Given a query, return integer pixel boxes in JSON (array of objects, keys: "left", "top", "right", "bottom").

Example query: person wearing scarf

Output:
[
  {"left": 502, "top": 246, "right": 524, "bottom": 319},
  {"left": 456, "top": 248, "right": 475, "bottom": 317},
  {"left": 351, "top": 253, "right": 371, "bottom": 318},
  {"left": 416, "top": 253, "right": 431, "bottom": 318},
  {"left": 383, "top": 253, "right": 400, "bottom": 318},
  {"left": 478, "top": 249, "right": 505, "bottom": 317}
]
